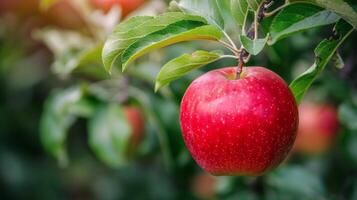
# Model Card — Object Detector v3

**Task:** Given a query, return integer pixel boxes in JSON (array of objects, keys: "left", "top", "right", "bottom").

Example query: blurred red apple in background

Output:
[
  {"left": 91, "top": 0, "right": 146, "bottom": 16},
  {"left": 294, "top": 102, "right": 339, "bottom": 154},
  {"left": 191, "top": 173, "right": 217, "bottom": 199},
  {"left": 0, "top": 0, "right": 86, "bottom": 30},
  {"left": 180, "top": 67, "right": 298, "bottom": 176},
  {"left": 45, "top": 1, "right": 86, "bottom": 29},
  {"left": 123, "top": 106, "right": 145, "bottom": 153}
]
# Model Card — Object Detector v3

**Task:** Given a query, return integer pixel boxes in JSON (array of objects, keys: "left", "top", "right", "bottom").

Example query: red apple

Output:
[
  {"left": 123, "top": 106, "right": 145, "bottom": 153},
  {"left": 191, "top": 173, "right": 217, "bottom": 199},
  {"left": 0, "top": 0, "right": 86, "bottom": 29},
  {"left": 293, "top": 103, "right": 339, "bottom": 154},
  {"left": 180, "top": 67, "right": 298, "bottom": 176},
  {"left": 91, "top": 0, "right": 146, "bottom": 16}
]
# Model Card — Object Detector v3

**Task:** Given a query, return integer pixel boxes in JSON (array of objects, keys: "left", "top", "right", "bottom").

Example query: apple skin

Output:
[
  {"left": 91, "top": 0, "right": 146, "bottom": 16},
  {"left": 293, "top": 103, "right": 339, "bottom": 154},
  {"left": 180, "top": 67, "right": 299, "bottom": 176},
  {"left": 123, "top": 106, "right": 145, "bottom": 153}
]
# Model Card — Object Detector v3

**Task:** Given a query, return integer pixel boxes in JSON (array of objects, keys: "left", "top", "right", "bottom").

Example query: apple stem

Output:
[
  {"left": 236, "top": 49, "right": 248, "bottom": 79},
  {"left": 236, "top": 59, "right": 244, "bottom": 79}
]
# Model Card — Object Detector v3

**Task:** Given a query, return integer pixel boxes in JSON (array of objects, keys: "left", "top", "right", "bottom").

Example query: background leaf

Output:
[
  {"left": 34, "top": 28, "right": 103, "bottom": 78},
  {"left": 88, "top": 104, "right": 131, "bottom": 167},
  {"left": 40, "top": 87, "right": 85, "bottom": 167},
  {"left": 128, "top": 87, "right": 173, "bottom": 170},
  {"left": 269, "top": 3, "right": 340, "bottom": 44},
  {"left": 54, "top": 44, "right": 104, "bottom": 78},
  {"left": 338, "top": 102, "right": 357, "bottom": 130},
  {"left": 267, "top": 166, "right": 325, "bottom": 198},
  {"left": 289, "top": 20, "right": 353, "bottom": 103},
  {"left": 155, "top": 50, "right": 221, "bottom": 91},
  {"left": 102, "top": 13, "right": 207, "bottom": 72},
  {"left": 239, "top": 35, "right": 268, "bottom": 55},
  {"left": 121, "top": 21, "right": 222, "bottom": 71}
]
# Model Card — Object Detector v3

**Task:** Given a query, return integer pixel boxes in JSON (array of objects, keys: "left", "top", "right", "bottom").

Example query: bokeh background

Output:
[{"left": 0, "top": 0, "right": 357, "bottom": 199}]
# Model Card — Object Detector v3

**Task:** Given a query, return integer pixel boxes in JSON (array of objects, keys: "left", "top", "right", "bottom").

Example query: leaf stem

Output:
[
  {"left": 221, "top": 55, "right": 238, "bottom": 59},
  {"left": 242, "top": 11, "right": 249, "bottom": 36},
  {"left": 218, "top": 40, "right": 240, "bottom": 55},
  {"left": 254, "top": 12, "right": 259, "bottom": 40},
  {"left": 222, "top": 30, "right": 239, "bottom": 51},
  {"left": 264, "top": 3, "right": 290, "bottom": 17}
]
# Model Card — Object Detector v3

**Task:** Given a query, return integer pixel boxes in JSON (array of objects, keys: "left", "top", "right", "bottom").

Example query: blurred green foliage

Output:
[{"left": 0, "top": 0, "right": 357, "bottom": 200}]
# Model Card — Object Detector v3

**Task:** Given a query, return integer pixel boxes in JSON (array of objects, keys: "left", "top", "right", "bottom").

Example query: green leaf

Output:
[
  {"left": 267, "top": 166, "right": 325, "bottom": 198},
  {"left": 177, "top": 0, "right": 224, "bottom": 28},
  {"left": 102, "top": 13, "right": 207, "bottom": 72},
  {"left": 88, "top": 104, "right": 132, "bottom": 167},
  {"left": 231, "top": 0, "right": 249, "bottom": 27},
  {"left": 40, "top": 87, "right": 85, "bottom": 167},
  {"left": 155, "top": 50, "right": 221, "bottom": 91},
  {"left": 247, "top": 0, "right": 263, "bottom": 11},
  {"left": 121, "top": 21, "right": 222, "bottom": 71},
  {"left": 289, "top": 20, "right": 353, "bottom": 103},
  {"left": 239, "top": 34, "right": 268, "bottom": 55},
  {"left": 269, "top": 3, "right": 340, "bottom": 44},
  {"left": 216, "top": 0, "right": 243, "bottom": 36},
  {"left": 338, "top": 102, "right": 357, "bottom": 130},
  {"left": 288, "top": 0, "right": 357, "bottom": 29}
]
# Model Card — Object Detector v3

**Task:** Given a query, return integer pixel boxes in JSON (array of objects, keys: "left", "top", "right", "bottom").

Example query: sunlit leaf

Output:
[
  {"left": 176, "top": 0, "right": 224, "bottom": 28},
  {"left": 239, "top": 34, "right": 268, "bottom": 55},
  {"left": 88, "top": 104, "right": 131, "bottom": 167},
  {"left": 34, "top": 28, "right": 93, "bottom": 56},
  {"left": 121, "top": 21, "right": 222, "bottom": 71},
  {"left": 155, "top": 50, "right": 221, "bottom": 91},
  {"left": 230, "top": 0, "right": 249, "bottom": 27},
  {"left": 289, "top": 20, "right": 353, "bottom": 103},
  {"left": 102, "top": 12, "right": 207, "bottom": 72},
  {"left": 269, "top": 3, "right": 340, "bottom": 44}
]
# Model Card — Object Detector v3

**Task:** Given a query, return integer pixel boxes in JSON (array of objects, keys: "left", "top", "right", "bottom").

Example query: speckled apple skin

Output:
[{"left": 180, "top": 67, "right": 299, "bottom": 176}]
